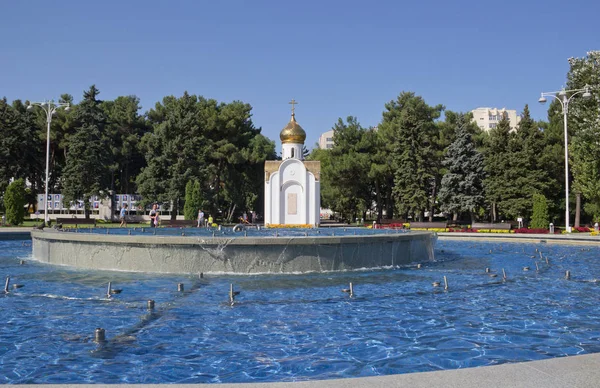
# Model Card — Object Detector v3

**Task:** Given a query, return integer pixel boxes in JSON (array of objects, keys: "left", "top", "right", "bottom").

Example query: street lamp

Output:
[
  {"left": 538, "top": 85, "right": 592, "bottom": 233},
  {"left": 27, "top": 100, "right": 70, "bottom": 226}
]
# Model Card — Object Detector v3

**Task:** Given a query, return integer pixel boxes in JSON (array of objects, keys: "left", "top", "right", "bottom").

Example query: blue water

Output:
[{"left": 1, "top": 237, "right": 600, "bottom": 384}]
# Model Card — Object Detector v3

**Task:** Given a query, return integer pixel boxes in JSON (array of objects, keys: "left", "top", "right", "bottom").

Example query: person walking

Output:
[
  {"left": 119, "top": 204, "right": 128, "bottom": 227},
  {"left": 197, "top": 209, "right": 205, "bottom": 228}
]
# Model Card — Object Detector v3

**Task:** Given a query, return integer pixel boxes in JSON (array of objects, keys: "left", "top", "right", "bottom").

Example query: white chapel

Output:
[{"left": 264, "top": 100, "right": 321, "bottom": 227}]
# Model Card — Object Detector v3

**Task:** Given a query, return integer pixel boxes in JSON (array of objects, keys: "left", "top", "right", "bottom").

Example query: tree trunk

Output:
[
  {"left": 575, "top": 192, "right": 581, "bottom": 228},
  {"left": 375, "top": 179, "right": 383, "bottom": 223},
  {"left": 227, "top": 203, "right": 237, "bottom": 223},
  {"left": 171, "top": 199, "right": 178, "bottom": 220},
  {"left": 429, "top": 179, "right": 437, "bottom": 222},
  {"left": 492, "top": 202, "right": 497, "bottom": 223}
]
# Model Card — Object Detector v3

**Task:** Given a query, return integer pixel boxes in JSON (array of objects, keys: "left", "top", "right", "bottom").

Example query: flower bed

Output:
[
  {"left": 573, "top": 226, "right": 591, "bottom": 233},
  {"left": 264, "top": 224, "right": 315, "bottom": 228},
  {"left": 514, "top": 228, "right": 550, "bottom": 234},
  {"left": 410, "top": 227, "right": 448, "bottom": 232}
]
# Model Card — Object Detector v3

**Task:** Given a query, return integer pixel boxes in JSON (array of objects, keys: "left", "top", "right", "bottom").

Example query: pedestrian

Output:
[
  {"left": 197, "top": 209, "right": 205, "bottom": 228},
  {"left": 149, "top": 204, "right": 158, "bottom": 228},
  {"left": 207, "top": 214, "right": 213, "bottom": 227},
  {"left": 119, "top": 204, "right": 128, "bottom": 227}
]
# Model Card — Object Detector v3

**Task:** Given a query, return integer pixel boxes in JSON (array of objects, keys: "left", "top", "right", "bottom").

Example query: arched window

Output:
[{"left": 291, "top": 148, "right": 295, "bottom": 158}]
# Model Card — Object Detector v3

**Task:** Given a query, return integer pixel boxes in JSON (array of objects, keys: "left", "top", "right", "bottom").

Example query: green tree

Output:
[
  {"left": 430, "top": 111, "right": 462, "bottom": 221},
  {"left": 438, "top": 112, "right": 485, "bottom": 223},
  {"left": 365, "top": 127, "right": 393, "bottom": 222},
  {"left": 102, "top": 95, "right": 148, "bottom": 194},
  {"left": 379, "top": 92, "right": 443, "bottom": 220},
  {"left": 137, "top": 93, "right": 272, "bottom": 221},
  {"left": 500, "top": 105, "right": 548, "bottom": 220},
  {"left": 567, "top": 51, "right": 600, "bottom": 223},
  {"left": 538, "top": 100, "right": 566, "bottom": 222},
  {"left": 483, "top": 115, "right": 511, "bottom": 221},
  {"left": 62, "top": 85, "right": 110, "bottom": 218},
  {"left": 530, "top": 193, "right": 550, "bottom": 229},
  {"left": 0, "top": 98, "right": 21, "bottom": 197},
  {"left": 316, "top": 117, "right": 374, "bottom": 221},
  {"left": 183, "top": 180, "right": 203, "bottom": 220},
  {"left": 4, "top": 178, "right": 26, "bottom": 225}
]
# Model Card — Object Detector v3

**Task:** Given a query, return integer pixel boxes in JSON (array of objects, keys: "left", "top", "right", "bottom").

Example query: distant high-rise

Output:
[
  {"left": 470, "top": 107, "right": 521, "bottom": 132},
  {"left": 318, "top": 130, "right": 334, "bottom": 149}
]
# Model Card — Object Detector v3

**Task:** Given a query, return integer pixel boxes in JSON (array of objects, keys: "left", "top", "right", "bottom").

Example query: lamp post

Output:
[
  {"left": 27, "top": 100, "right": 70, "bottom": 226},
  {"left": 538, "top": 85, "right": 592, "bottom": 233}
]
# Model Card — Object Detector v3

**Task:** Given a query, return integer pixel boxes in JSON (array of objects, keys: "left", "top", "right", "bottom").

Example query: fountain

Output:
[
  {"left": 29, "top": 106, "right": 435, "bottom": 274},
  {"left": 3, "top": 238, "right": 600, "bottom": 384},
  {"left": 30, "top": 228, "right": 435, "bottom": 274}
]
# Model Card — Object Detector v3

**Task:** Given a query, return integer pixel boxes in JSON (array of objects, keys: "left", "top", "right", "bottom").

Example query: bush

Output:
[{"left": 3, "top": 179, "right": 26, "bottom": 226}]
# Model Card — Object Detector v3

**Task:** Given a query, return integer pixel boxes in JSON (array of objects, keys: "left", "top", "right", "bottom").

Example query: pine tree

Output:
[
  {"left": 530, "top": 193, "right": 550, "bottom": 229},
  {"left": 0, "top": 98, "right": 20, "bottom": 196},
  {"left": 379, "top": 92, "right": 443, "bottom": 220},
  {"left": 483, "top": 115, "right": 511, "bottom": 221},
  {"left": 4, "top": 178, "right": 26, "bottom": 225},
  {"left": 62, "top": 85, "right": 110, "bottom": 218},
  {"left": 500, "top": 105, "right": 548, "bottom": 220},
  {"left": 539, "top": 100, "right": 565, "bottom": 221},
  {"left": 320, "top": 117, "right": 372, "bottom": 221},
  {"left": 568, "top": 51, "right": 600, "bottom": 223},
  {"left": 183, "top": 180, "right": 202, "bottom": 220},
  {"left": 438, "top": 112, "right": 485, "bottom": 223}
]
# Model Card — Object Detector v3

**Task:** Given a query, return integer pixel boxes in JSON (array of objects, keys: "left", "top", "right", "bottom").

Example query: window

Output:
[
  {"left": 489, "top": 123, "right": 497, "bottom": 129},
  {"left": 326, "top": 144, "right": 333, "bottom": 149},
  {"left": 291, "top": 148, "right": 295, "bottom": 158},
  {"left": 326, "top": 137, "right": 333, "bottom": 142}
]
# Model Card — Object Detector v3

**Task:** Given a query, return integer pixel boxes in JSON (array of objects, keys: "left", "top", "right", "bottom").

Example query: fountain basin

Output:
[{"left": 31, "top": 229, "right": 435, "bottom": 274}]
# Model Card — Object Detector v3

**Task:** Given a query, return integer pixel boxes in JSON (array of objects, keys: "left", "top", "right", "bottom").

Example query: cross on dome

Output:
[{"left": 289, "top": 99, "right": 298, "bottom": 116}]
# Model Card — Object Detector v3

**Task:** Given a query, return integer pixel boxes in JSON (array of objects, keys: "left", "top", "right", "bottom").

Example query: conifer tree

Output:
[
  {"left": 3, "top": 178, "right": 26, "bottom": 225},
  {"left": 567, "top": 51, "right": 600, "bottom": 222},
  {"left": 379, "top": 92, "right": 443, "bottom": 220},
  {"left": 530, "top": 193, "right": 550, "bottom": 229},
  {"left": 62, "top": 85, "right": 110, "bottom": 218},
  {"left": 500, "top": 105, "right": 548, "bottom": 219},
  {"left": 183, "top": 180, "right": 202, "bottom": 220},
  {"left": 483, "top": 115, "right": 511, "bottom": 221},
  {"left": 438, "top": 112, "right": 485, "bottom": 223}
]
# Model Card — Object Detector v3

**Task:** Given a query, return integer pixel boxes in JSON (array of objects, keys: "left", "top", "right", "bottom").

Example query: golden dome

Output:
[{"left": 280, "top": 114, "right": 306, "bottom": 144}]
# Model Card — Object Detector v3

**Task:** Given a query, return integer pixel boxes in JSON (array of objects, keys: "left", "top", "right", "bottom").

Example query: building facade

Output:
[
  {"left": 318, "top": 130, "right": 334, "bottom": 149},
  {"left": 470, "top": 107, "right": 521, "bottom": 132},
  {"left": 264, "top": 106, "right": 321, "bottom": 227}
]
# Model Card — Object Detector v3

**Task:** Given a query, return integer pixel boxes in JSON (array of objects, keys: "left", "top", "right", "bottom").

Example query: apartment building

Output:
[
  {"left": 470, "top": 107, "right": 521, "bottom": 132},
  {"left": 318, "top": 130, "right": 334, "bottom": 149}
]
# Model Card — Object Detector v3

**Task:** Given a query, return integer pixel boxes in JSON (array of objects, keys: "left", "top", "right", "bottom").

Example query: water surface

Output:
[{"left": 1, "top": 237, "right": 599, "bottom": 383}]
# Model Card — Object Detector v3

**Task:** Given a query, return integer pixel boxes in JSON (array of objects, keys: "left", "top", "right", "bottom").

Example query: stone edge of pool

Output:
[
  {"left": 437, "top": 231, "right": 600, "bottom": 244},
  {"left": 28, "top": 229, "right": 436, "bottom": 274}
]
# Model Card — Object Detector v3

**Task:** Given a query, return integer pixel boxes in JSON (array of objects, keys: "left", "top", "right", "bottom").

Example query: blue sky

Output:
[{"left": 1, "top": 0, "right": 598, "bottom": 150}]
